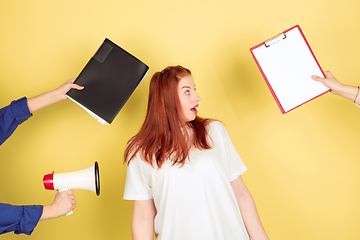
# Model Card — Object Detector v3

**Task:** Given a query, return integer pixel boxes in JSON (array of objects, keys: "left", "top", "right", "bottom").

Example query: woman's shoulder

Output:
[
  {"left": 208, "top": 120, "right": 226, "bottom": 131},
  {"left": 207, "top": 120, "right": 228, "bottom": 138}
]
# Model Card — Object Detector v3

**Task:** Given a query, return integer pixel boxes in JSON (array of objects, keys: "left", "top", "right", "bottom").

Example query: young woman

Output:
[{"left": 124, "top": 66, "right": 269, "bottom": 240}]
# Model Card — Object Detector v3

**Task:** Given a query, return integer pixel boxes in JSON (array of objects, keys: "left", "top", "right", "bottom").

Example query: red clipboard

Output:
[{"left": 250, "top": 25, "right": 330, "bottom": 114}]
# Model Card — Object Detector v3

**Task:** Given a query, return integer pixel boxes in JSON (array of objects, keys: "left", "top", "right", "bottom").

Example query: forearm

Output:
[
  {"left": 331, "top": 84, "right": 359, "bottom": 102},
  {"left": 39, "top": 205, "right": 58, "bottom": 221},
  {"left": 231, "top": 176, "right": 269, "bottom": 240},
  {"left": 131, "top": 199, "right": 156, "bottom": 240},
  {"left": 27, "top": 89, "right": 65, "bottom": 113},
  {"left": 236, "top": 189, "right": 269, "bottom": 240},
  {"left": 26, "top": 78, "right": 83, "bottom": 113},
  {"left": 131, "top": 215, "right": 154, "bottom": 240}
]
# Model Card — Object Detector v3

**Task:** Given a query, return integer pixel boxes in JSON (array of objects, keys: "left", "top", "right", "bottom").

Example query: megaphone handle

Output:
[{"left": 58, "top": 188, "right": 73, "bottom": 216}]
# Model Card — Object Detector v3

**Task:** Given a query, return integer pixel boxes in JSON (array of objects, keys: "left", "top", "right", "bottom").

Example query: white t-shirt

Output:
[{"left": 123, "top": 121, "right": 249, "bottom": 240}]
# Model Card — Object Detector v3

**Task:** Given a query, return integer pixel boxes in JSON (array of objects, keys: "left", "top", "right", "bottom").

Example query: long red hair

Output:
[{"left": 124, "top": 65, "right": 214, "bottom": 168}]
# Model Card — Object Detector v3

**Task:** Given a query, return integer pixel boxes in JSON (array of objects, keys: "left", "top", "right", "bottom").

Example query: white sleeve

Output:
[
  {"left": 210, "top": 121, "right": 248, "bottom": 182},
  {"left": 123, "top": 155, "right": 152, "bottom": 200}
]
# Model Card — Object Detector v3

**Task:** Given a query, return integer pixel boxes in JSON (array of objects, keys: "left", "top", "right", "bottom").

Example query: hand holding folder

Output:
[
  {"left": 250, "top": 25, "right": 329, "bottom": 113},
  {"left": 67, "top": 39, "right": 149, "bottom": 124}
]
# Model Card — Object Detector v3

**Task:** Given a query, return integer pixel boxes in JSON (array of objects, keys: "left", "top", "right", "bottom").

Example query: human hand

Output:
[
  {"left": 54, "top": 78, "right": 84, "bottom": 102},
  {"left": 40, "top": 190, "right": 76, "bottom": 220},
  {"left": 311, "top": 71, "right": 344, "bottom": 94},
  {"left": 27, "top": 78, "right": 84, "bottom": 113},
  {"left": 312, "top": 71, "right": 358, "bottom": 101}
]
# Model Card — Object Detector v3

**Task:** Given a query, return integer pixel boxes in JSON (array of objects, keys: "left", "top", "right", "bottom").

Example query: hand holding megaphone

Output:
[
  {"left": 58, "top": 188, "right": 75, "bottom": 216},
  {"left": 43, "top": 162, "right": 100, "bottom": 216}
]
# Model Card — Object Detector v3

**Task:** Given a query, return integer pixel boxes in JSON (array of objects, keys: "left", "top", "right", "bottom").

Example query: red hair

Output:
[{"left": 124, "top": 65, "right": 214, "bottom": 168}]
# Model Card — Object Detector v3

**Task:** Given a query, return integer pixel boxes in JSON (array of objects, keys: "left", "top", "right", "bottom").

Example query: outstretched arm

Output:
[
  {"left": 27, "top": 78, "right": 83, "bottom": 113},
  {"left": 0, "top": 191, "right": 76, "bottom": 235},
  {"left": 231, "top": 175, "right": 269, "bottom": 240}
]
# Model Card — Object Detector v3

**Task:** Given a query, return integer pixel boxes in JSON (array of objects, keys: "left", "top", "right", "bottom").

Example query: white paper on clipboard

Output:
[{"left": 250, "top": 25, "right": 330, "bottom": 113}]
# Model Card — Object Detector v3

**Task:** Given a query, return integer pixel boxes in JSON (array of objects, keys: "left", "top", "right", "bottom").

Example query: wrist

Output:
[
  {"left": 40, "top": 205, "right": 56, "bottom": 221},
  {"left": 332, "top": 84, "right": 358, "bottom": 100},
  {"left": 51, "top": 88, "right": 67, "bottom": 103},
  {"left": 354, "top": 86, "right": 360, "bottom": 104}
]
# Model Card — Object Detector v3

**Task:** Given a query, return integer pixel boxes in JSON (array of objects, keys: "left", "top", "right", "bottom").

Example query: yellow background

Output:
[{"left": 1, "top": 0, "right": 359, "bottom": 239}]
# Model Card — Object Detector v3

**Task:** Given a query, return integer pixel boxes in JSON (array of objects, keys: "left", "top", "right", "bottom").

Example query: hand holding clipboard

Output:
[{"left": 250, "top": 25, "right": 330, "bottom": 113}]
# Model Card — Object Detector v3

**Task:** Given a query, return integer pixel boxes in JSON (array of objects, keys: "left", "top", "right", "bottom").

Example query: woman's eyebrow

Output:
[{"left": 181, "top": 86, "right": 191, "bottom": 89}]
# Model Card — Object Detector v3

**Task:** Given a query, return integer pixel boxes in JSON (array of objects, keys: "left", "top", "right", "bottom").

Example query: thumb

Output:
[
  {"left": 72, "top": 84, "right": 84, "bottom": 90},
  {"left": 311, "top": 75, "right": 325, "bottom": 82}
]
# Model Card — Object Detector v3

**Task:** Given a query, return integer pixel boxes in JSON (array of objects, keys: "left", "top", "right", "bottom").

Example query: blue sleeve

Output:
[
  {"left": 0, "top": 97, "right": 32, "bottom": 146},
  {"left": 0, "top": 203, "right": 43, "bottom": 235}
]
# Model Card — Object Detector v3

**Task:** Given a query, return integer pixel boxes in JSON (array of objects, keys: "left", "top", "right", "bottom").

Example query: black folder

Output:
[{"left": 66, "top": 38, "right": 149, "bottom": 124}]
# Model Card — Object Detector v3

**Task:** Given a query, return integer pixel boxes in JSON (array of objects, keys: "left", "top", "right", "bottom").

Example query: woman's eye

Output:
[{"left": 185, "top": 90, "right": 190, "bottom": 95}]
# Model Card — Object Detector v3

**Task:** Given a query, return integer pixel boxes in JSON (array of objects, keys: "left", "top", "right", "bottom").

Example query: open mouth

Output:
[{"left": 191, "top": 104, "right": 198, "bottom": 114}]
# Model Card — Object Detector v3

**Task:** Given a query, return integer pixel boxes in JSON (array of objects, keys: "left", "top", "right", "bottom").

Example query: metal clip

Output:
[{"left": 265, "top": 33, "right": 287, "bottom": 48}]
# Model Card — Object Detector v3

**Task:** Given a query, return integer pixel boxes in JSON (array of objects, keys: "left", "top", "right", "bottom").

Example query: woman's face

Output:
[{"left": 177, "top": 75, "right": 201, "bottom": 122}]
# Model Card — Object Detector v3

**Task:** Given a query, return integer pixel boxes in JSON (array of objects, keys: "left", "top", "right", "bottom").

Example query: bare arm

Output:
[
  {"left": 132, "top": 199, "right": 156, "bottom": 240},
  {"left": 312, "top": 71, "right": 359, "bottom": 103},
  {"left": 40, "top": 190, "right": 76, "bottom": 221},
  {"left": 231, "top": 175, "right": 269, "bottom": 240},
  {"left": 27, "top": 78, "right": 83, "bottom": 113}
]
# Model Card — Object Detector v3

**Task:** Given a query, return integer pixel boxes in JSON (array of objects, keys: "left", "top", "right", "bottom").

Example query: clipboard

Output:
[{"left": 250, "top": 25, "right": 330, "bottom": 114}]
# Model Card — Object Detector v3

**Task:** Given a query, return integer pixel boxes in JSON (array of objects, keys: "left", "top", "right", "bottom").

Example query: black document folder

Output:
[{"left": 67, "top": 38, "right": 149, "bottom": 124}]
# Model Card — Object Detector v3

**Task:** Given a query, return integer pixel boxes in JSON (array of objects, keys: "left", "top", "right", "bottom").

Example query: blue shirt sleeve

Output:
[
  {"left": 0, "top": 98, "right": 41, "bottom": 235},
  {"left": 0, "top": 203, "right": 43, "bottom": 235},
  {"left": 0, "top": 97, "right": 32, "bottom": 146}
]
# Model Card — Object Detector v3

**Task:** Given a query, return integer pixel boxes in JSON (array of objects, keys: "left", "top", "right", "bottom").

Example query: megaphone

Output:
[{"left": 43, "top": 161, "right": 100, "bottom": 215}]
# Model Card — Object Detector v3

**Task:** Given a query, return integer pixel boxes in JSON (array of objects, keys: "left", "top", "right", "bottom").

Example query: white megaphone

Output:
[{"left": 43, "top": 161, "right": 100, "bottom": 216}]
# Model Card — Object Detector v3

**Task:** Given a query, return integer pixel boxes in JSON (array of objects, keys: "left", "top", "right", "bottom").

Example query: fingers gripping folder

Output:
[{"left": 250, "top": 25, "right": 330, "bottom": 113}]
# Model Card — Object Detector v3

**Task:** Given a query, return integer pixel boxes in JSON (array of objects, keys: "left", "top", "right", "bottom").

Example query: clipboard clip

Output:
[{"left": 265, "top": 33, "right": 287, "bottom": 48}]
